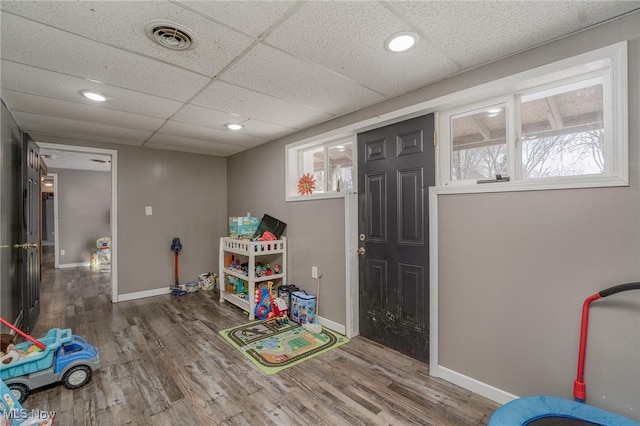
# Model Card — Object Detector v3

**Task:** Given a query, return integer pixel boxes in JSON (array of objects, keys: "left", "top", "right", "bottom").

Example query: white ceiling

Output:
[{"left": 1, "top": 1, "right": 638, "bottom": 158}]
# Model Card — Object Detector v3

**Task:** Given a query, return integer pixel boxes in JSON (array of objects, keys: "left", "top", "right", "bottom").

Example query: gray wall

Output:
[
  {"left": 50, "top": 168, "right": 110, "bottom": 265},
  {"left": 436, "top": 16, "right": 640, "bottom": 420},
  {"left": 0, "top": 102, "right": 23, "bottom": 327},
  {"left": 227, "top": 12, "right": 640, "bottom": 420},
  {"left": 227, "top": 141, "right": 346, "bottom": 324}
]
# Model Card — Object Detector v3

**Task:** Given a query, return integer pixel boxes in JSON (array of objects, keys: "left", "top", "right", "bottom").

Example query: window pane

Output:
[
  {"left": 450, "top": 106, "right": 507, "bottom": 180},
  {"left": 521, "top": 77, "right": 604, "bottom": 179},
  {"left": 300, "top": 146, "right": 325, "bottom": 193},
  {"left": 328, "top": 143, "right": 353, "bottom": 192}
]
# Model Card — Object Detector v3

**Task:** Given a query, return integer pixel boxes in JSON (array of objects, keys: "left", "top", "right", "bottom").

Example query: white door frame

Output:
[
  {"left": 46, "top": 173, "right": 59, "bottom": 268},
  {"left": 37, "top": 143, "right": 118, "bottom": 303}
]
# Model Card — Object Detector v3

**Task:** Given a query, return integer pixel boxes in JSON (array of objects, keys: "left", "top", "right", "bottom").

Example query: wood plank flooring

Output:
[{"left": 25, "top": 250, "right": 499, "bottom": 425}]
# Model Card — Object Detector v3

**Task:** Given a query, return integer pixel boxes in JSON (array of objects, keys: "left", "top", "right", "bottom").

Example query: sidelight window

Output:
[
  {"left": 286, "top": 137, "right": 354, "bottom": 200},
  {"left": 438, "top": 42, "right": 627, "bottom": 192}
]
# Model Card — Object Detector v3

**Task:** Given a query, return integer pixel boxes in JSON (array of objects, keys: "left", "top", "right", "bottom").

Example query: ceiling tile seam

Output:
[
  {"left": 195, "top": 78, "right": 336, "bottom": 119},
  {"left": 29, "top": 132, "right": 144, "bottom": 149},
  {"left": 137, "top": 2, "right": 310, "bottom": 147},
  {"left": 145, "top": 143, "right": 236, "bottom": 157},
  {"left": 138, "top": 1, "right": 308, "bottom": 149},
  {"left": 170, "top": 110, "right": 299, "bottom": 133},
  {"left": 156, "top": 125, "right": 268, "bottom": 147},
  {"left": 379, "top": 1, "right": 464, "bottom": 70},
  {"left": 139, "top": 35, "right": 267, "bottom": 147},
  {"left": 0, "top": 88, "right": 175, "bottom": 124},
  {"left": 1, "top": 10, "right": 216, "bottom": 79},
  {"left": 24, "top": 129, "right": 146, "bottom": 147},
  {"left": 422, "top": 7, "right": 640, "bottom": 84},
  {"left": 259, "top": 40, "right": 389, "bottom": 98},
  {"left": 1, "top": 58, "right": 189, "bottom": 107},
  {"left": 154, "top": 125, "right": 268, "bottom": 149},
  {"left": 169, "top": 0, "right": 262, "bottom": 41}
]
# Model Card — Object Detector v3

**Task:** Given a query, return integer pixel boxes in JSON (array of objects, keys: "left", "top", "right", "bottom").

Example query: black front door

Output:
[
  {"left": 357, "top": 114, "right": 435, "bottom": 362},
  {"left": 21, "top": 133, "right": 40, "bottom": 332}
]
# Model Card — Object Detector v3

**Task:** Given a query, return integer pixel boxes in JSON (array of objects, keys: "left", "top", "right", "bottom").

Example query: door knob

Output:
[
  {"left": 359, "top": 234, "right": 366, "bottom": 241},
  {"left": 13, "top": 243, "right": 38, "bottom": 249},
  {"left": 358, "top": 247, "right": 366, "bottom": 255}
]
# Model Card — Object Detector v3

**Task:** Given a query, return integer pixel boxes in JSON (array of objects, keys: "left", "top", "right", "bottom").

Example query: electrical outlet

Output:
[
  {"left": 60, "top": 249, "right": 65, "bottom": 256},
  {"left": 311, "top": 266, "right": 318, "bottom": 279},
  {"left": 145, "top": 206, "right": 152, "bottom": 216}
]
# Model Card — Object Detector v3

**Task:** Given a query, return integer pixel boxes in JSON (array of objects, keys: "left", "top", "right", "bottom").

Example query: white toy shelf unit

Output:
[{"left": 218, "top": 237, "right": 287, "bottom": 320}]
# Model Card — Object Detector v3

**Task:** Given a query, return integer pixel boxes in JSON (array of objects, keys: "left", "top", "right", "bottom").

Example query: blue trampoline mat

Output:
[{"left": 488, "top": 395, "right": 639, "bottom": 426}]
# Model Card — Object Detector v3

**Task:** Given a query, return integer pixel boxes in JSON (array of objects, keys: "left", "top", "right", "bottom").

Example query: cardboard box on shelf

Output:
[{"left": 229, "top": 216, "right": 260, "bottom": 239}]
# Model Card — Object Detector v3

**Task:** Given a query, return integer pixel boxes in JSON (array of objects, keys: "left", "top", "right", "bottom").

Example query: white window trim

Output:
[
  {"left": 436, "top": 41, "right": 628, "bottom": 193},
  {"left": 285, "top": 135, "right": 356, "bottom": 202}
]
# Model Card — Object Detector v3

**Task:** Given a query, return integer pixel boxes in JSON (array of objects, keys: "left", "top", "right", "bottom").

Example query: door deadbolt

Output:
[
  {"left": 359, "top": 234, "right": 366, "bottom": 241},
  {"left": 358, "top": 247, "right": 366, "bottom": 255}
]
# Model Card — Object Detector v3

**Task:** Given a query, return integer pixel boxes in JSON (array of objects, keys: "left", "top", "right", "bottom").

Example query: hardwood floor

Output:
[{"left": 26, "top": 251, "right": 499, "bottom": 425}]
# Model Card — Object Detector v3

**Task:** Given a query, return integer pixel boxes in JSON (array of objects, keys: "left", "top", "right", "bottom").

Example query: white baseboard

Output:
[
  {"left": 437, "top": 366, "right": 518, "bottom": 405},
  {"left": 318, "top": 315, "right": 346, "bottom": 335},
  {"left": 117, "top": 287, "right": 171, "bottom": 302},
  {"left": 58, "top": 262, "right": 90, "bottom": 269}
]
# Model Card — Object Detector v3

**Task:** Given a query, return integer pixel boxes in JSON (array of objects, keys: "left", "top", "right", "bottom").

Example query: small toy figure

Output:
[
  {"left": 274, "top": 264, "right": 281, "bottom": 274},
  {"left": 265, "top": 264, "right": 273, "bottom": 276}
]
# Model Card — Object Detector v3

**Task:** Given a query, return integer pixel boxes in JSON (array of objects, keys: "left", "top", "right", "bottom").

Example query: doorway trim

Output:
[
  {"left": 37, "top": 143, "right": 118, "bottom": 303},
  {"left": 47, "top": 173, "right": 59, "bottom": 268}
]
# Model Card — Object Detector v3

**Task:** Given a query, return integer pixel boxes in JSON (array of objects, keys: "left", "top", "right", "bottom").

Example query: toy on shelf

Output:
[
  {"left": 254, "top": 282, "right": 274, "bottom": 320},
  {"left": 271, "top": 297, "right": 289, "bottom": 325},
  {"left": 199, "top": 272, "right": 217, "bottom": 291}
]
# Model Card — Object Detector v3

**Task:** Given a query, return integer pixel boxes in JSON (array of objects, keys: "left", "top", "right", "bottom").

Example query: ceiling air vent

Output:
[{"left": 144, "top": 20, "right": 198, "bottom": 51}]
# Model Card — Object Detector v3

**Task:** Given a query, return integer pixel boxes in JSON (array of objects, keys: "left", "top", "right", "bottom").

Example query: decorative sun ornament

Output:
[{"left": 297, "top": 173, "right": 316, "bottom": 195}]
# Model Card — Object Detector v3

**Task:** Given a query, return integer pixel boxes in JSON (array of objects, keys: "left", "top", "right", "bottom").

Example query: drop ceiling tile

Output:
[
  {"left": 158, "top": 120, "right": 267, "bottom": 148},
  {"left": 191, "top": 81, "right": 332, "bottom": 129},
  {"left": 389, "top": 2, "right": 640, "bottom": 69},
  {"left": 173, "top": 104, "right": 295, "bottom": 140},
  {"left": 39, "top": 149, "right": 111, "bottom": 172},
  {"left": 178, "top": 0, "right": 296, "bottom": 38},
  {"left": 2, "top": 1, "right": 254, "bottom": 77},
  {"left": 264, "top": 1, "right": 458, "bottom": 96},
  {"left": 0, "top": 13, "right": 210, "bottom": 101},
  {"left": 220, "top": 44, "right": 384, "bottom": 116},
  {"left": 581, "top": 2, "right": 640, "bottom": 22},
  {"left": 2, "top": 90, "right": 165, "bottom": 132},
  {"left": 146, "top": 133, "right": 245, "bottom": 157},
  {"left": 13, "top": 112, "right": 151, "bottom": 145},
  {"left": 1, "top": 61, "right": 183, "bottom": 118}
]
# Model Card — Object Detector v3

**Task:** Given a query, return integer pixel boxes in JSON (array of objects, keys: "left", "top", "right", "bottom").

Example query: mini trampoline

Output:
[{"left": 489, "top": 283, "right": 640, "bottom": 426}]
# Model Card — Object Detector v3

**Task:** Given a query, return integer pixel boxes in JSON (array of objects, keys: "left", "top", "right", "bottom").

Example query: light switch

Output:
[{"left": 145, "top": 206, "right": 152, "bottom": 216}]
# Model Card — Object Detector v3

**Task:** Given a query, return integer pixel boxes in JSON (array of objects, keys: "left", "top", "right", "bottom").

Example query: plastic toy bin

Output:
[{"left": 0, "top": 328, "right": 72, "bottom": 379}]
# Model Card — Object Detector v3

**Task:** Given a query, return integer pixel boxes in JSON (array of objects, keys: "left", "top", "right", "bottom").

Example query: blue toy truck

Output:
[{"left": 0, "top": 328, "right": 100, "bottom": 403}]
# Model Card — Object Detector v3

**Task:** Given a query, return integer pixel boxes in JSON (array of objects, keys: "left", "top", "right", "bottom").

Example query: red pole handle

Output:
[{"left": 0, "top": 317, "right": 46, "bottom": 351}]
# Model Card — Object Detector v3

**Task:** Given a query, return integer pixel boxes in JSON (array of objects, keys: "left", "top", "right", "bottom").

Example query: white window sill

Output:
[
  {"left": 286, "top": 192, "right": 348, "bottom": 202},
  {"left": 434, "top": 175, "right": 628, "bottom": 195}
]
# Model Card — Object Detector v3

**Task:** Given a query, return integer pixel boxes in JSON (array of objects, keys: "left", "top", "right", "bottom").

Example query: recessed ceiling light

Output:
[
  {"left": 487, "top": 107, "right": 502, "bottom": 114},
  {"left": 385, "top": 31, "right": 418, "bottom": 52},
  {"left": 81, "top": 90, "right": 107, "bottom": 102},
  {"left": 44, "top": 182, "right": 53, "bottom": 187},
  {"left": 225, "top": 123, "right": 244, "bottom": 131}
]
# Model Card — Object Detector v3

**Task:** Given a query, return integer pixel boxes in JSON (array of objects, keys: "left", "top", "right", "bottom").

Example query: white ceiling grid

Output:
[{"left": 0, "top": 0, "right": 638, "bottom": 167}]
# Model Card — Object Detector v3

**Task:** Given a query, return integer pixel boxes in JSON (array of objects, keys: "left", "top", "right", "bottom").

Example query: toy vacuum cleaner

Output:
[{"left": 170, "top": 237, "right": 185, "bottom": 296}]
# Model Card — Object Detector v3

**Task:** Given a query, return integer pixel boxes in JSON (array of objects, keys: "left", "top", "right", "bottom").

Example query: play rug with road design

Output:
[{"left": 219, "top": 318, "right": 349, "bottom": 375}]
